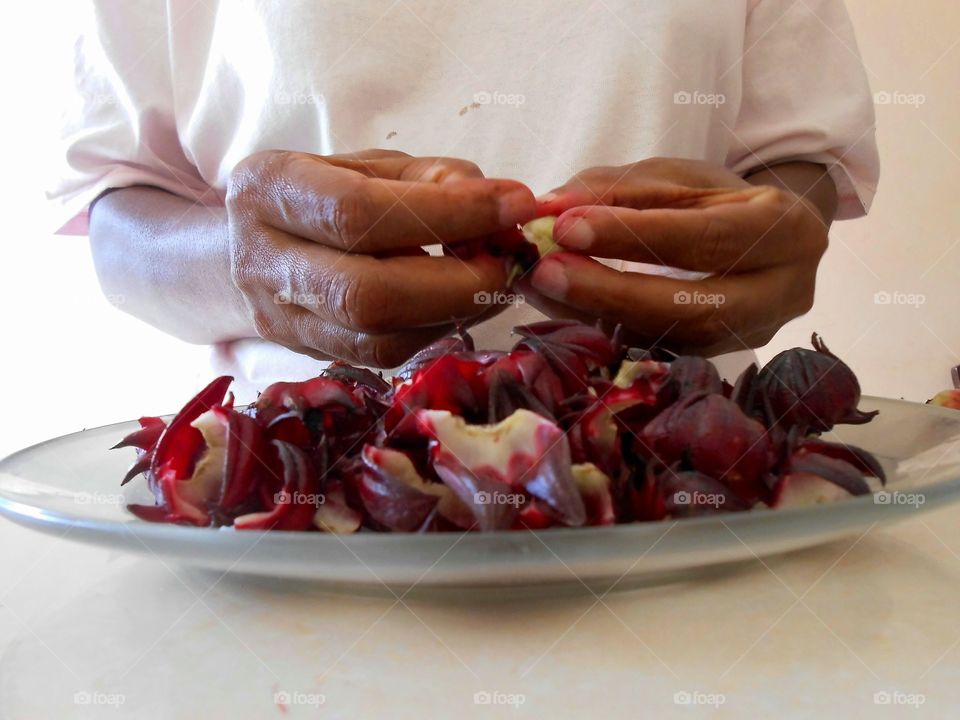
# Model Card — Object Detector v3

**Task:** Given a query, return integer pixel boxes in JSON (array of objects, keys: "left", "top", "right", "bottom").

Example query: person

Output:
[{"left": 51, "top": 0, "right": 878, "bottom": 397}]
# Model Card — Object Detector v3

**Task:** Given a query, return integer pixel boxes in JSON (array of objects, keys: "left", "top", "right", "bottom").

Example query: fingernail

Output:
[
  {"left": 531, "top": 259, "right": 569, "bottom": 300},
  {"left": 498, "top": 188, "right": 536, "bottom": 226},
  {"left": 557, "top": 216, "right": 594, "bottom": 249}
]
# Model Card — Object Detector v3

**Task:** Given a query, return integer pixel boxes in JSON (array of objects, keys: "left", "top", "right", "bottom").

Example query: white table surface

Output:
[{"left": 2, "top": 503, "right": 960, "bottom": 719}]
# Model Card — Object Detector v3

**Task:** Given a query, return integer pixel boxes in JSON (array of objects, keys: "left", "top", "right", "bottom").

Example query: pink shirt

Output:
[{"left": 51, "top": 0, "right": 879, "bottom": 392}]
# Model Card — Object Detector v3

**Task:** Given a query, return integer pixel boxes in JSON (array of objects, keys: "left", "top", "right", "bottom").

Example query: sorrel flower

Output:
[
  {"left": 745, "top": 334, "right": 878, "bottom": 433},
  {"left": 639, "top": 393, "right": 776, "bottom": 506},
  {"left": 116, "top": 320, "right": 885, "bottom": 532}
]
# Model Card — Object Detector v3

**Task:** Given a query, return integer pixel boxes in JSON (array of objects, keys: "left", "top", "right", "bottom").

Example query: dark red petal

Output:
[
  {"left": 151, "top": 376, "right": 233, "bottom": 487},
  {"left": 630, "top": 464, "right": 667, "bottom": 522},
  {"left": 235, "top": 440, "right": 317, "bottom": 531},
  {"left": 265, "top": 411, "right": 313, "bottom": 448},
  {"left": 395, "top": 334, "right": 476, "bottom": 381},
  {"left": 796, "top": 439, "right": 886, "bottom": 484},
  {"left": 112, "top": 416, "right": 166, "bottom": 451},
  {"left": 512, "top": 500, "right": 555, "bottom": 530},
  {"left": 431, "top": 453, "right": 519, "bottom": 532},
  {"left": 660, "top": 470, "right": 750, "bottom": 517},
  {"left": 256, "top": 377, "right": 358, "bottom": 414},
  {"left": 120, "top": 452, "right": 153, "bottom": 486},
  {"left": 126, "top": 504, "right": 175, "bottom": 523},
  {"left": 219, "top": 410, "right": 268, "bottom": 509},
  {"left": 322, "top": 361, "right": 391, "bottom": 394},
  {"left": 668, "top": 356, "right": 723, "bottom": 397},
  {"left": 358, "top": 446, "right": 439, "bottom": 532},
  {"left": 788, "top": 453, "right": 871, "bottom": 496}
]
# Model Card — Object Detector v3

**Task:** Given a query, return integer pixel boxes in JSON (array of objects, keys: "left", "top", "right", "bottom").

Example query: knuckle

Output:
[
  {"left": 799, "top": 206, "right": 829, "bottom": 257},
  {"left": 329, "top": 271, "right": 388, "bottom": 333},
  {"left": 362, "top": 149, "right": 410, "bottom": 159},
  {"left": 777, "top": 196, "right": 830, "bottom": 262},
  {"left": 230, "top": 260, "right": 258, "bottom": 297},
  {"left": 698, "top": 312, "right": 730, "bottom": 346},
  {"left": 228, "top": 233, "right": 263, "bottom": 297},
  {"left": 633, "top": 157, "right": 684, "bottom": 177},
  {"left": 576, "top": 165, "right": 612, "bottom": 179},
  {"left": 329, "top": 187, "right": 376, "bottom": 250},
  {"left": 352, "top": 335, "right": 409, "bottom": 369},
  {"left": 691, "top": 216, "right": 731, "bottom": 270},
  {"left": 636, "top": 157, "right": 670, "bottom": 171},
  {"left": 429, "top": 158, "right": 483, "bottom": 181},
  {"left": 251, "top": 308, "right": 280, "bottom": 343},
  {"left": 763, "top": 186, "right": 791, "bottom": 208},
  {"left": 227, "top": 150, "right": 287, "bottom": 209},
  {"left": 751, "top": 323, "right": 780, "bottom": 348},
  {"left": 790, "top": 270, "right": 817, "bottom": 317}
]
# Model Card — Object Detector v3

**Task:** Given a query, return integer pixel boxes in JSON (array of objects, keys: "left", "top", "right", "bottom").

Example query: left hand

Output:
[{"left": 518, "top": 158, "right": 830, "bottom": 355}]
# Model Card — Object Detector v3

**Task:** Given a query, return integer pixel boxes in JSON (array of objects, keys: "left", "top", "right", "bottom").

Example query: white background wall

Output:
[
  {"left": 754, "top": 0, "right": 960, "bottom": 401},
  {"left": 0, "top": 1, "right": 958, "bottom": 460}
]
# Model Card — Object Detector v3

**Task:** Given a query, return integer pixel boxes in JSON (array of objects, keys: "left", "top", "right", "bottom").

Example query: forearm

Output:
[
  {"left": 744, "top": 161, "right": 838, "bottom": 228},
  {"left": 88, "top": 186, "right": 254, "bottom": 344}
]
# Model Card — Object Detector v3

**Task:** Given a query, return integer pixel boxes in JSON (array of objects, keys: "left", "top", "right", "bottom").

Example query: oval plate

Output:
[{"left": 1, "top": 397, "right": 959, "bottom": 594}]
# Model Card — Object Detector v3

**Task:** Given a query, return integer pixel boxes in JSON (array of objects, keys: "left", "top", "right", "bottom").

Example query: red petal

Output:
[
  {"left": 219, "top": 409, "right": 268, "bottom": 509},
  {"left": 151, "top": 376, "right": 233, "bottom": 489},
  {"left": 358, "top": 446, "right": 439, "bottom": 532},
  {"left": 112, "top": 416, "right": 166, "bottom": 451}
]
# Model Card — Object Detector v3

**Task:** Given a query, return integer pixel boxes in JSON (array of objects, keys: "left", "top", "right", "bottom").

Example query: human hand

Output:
[
  {"left": 521, "top": 158, "right": 830, "bottom": 355},
  {"left": 226, "top": 149, "right": 535, "bottom": 366}
]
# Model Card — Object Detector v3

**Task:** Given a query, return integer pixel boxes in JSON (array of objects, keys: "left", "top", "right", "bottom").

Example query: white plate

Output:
[{"left": 1, "top": 397, "right": 959, "bottom": 595}]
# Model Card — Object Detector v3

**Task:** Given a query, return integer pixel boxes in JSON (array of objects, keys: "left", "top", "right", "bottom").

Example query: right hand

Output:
[{"left": 226, "top": 149, "right": 535, "bottom": 367}]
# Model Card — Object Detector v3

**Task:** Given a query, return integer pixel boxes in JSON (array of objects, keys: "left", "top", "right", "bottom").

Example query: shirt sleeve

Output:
[
  {"left": 47, "top": 3, "right": 214, "bottom": 235},
  {"left": 725, "top": 0, "right": 879, "bottom": 220}
]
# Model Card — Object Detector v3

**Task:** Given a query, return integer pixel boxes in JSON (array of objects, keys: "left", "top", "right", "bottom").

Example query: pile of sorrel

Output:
[{"left": 115, "top": 321, "right": 884, "bottom": 532}]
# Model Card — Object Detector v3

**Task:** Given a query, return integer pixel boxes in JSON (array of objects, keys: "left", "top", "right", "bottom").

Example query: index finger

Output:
[
  {"left": 553, "top": 187, "right": 823, "bottom": 274},
  {"left": 257, "top": 152, "right": 537, "bottom": 253}
]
